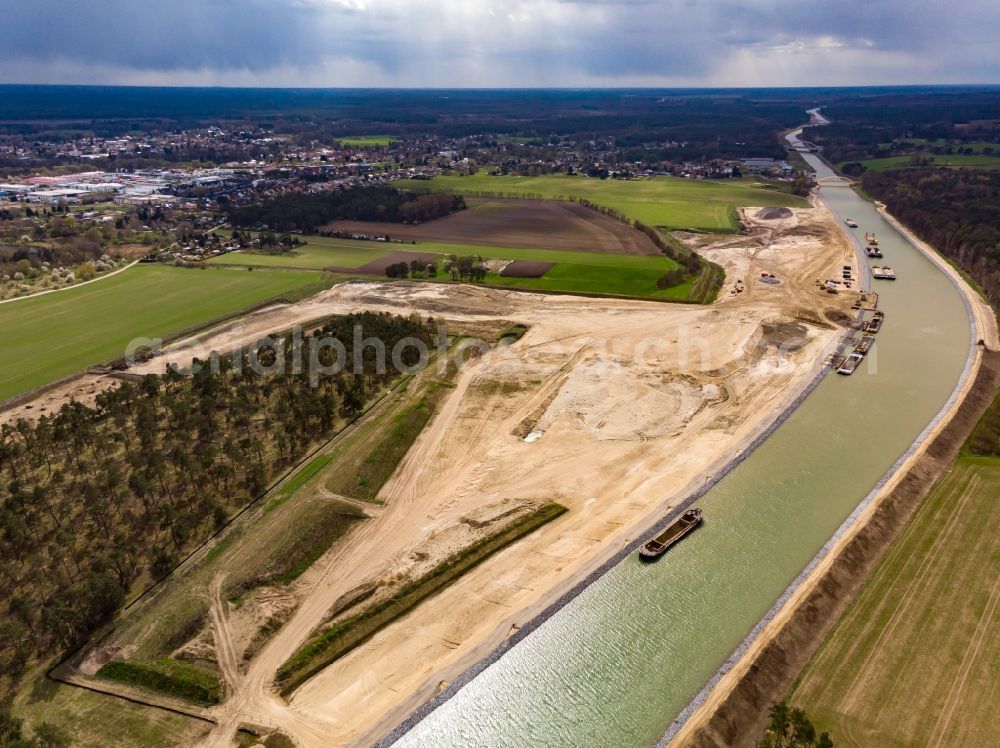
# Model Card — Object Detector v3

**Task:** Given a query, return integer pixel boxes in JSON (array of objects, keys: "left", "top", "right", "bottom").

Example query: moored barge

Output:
[
  {"left": 865, "top": 310, "right": 885, "bottom": 334},
  {"left": 854, "top": 335, "right": 876, "bottom": 356},
  {"left": 838, "top": 352, "right": 864, "bottom": 375},
  {"left": 639, "top": 508, "right": 703, "bottom": 561}
]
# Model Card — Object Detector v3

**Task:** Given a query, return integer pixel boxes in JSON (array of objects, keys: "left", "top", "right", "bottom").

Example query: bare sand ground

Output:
[
  {"left": 0, "top": 373, "right": 116, "bottom": 426},
  {"left": 162, "top": 206, "right": 858, "bottom": 747}
]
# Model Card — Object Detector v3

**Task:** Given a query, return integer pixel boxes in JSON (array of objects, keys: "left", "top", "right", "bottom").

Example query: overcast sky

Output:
[{"left": 1, "top": 0, "right": 998, "bottom": 88}]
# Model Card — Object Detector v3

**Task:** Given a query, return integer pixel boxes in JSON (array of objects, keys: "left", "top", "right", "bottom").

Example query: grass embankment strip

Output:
[
  {"left": 0, "top": 264, "right": 324, "bottom": 403},
  {"left": 265, "top": 453, "right": 335, "bottom": 512},
  {"left": 276, "top": 502, "right": 568, "bottom": 695},
  {"left": 97, "top": 659, "right": 223, "bottom": 706},
  {"left": 325, "top": 386, "right": 446, "bottom": 501},
  {"left": 267, "top": 501, "right": 365, "bottom": 587},
  {"left": 688, "top": 261, "right": 725, "bottom": 304}
]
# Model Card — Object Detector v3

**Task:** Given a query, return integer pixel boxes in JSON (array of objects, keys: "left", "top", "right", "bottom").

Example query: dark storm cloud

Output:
[
  {"left": 0, "top": 0, "right": 997, "bottom": 86},
  {"left": 0, "top": 0, "right": 335, "bottom": 71}
]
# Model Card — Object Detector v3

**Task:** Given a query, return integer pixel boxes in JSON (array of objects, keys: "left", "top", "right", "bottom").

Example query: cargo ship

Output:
[
  {"left": 865, "top": 310, "right": 885, "bottom": 334},
  {"left": 639, "top": 508, "right": 703, "bottom": 561},
  {"left": 854, "top": 335, "right": 876, "bottom": 356},
  {"left": 838, "top": 352, "right": 864, "bottom": 376}
]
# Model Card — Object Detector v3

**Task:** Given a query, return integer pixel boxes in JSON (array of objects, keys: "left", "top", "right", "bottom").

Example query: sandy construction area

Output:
[
  {"left": 0, "top": 373, "right": 117, "bottom": 427},
  {"left": 152, "top": 206, "right": 858, "bottom": 747},
  {"left": 17, "top": 204, "right": 854, "bottom": 746}
]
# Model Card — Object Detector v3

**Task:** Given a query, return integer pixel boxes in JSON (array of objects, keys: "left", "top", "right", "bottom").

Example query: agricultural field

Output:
[
  {"left": 483, "top": 259, "right": 691, "bottom": 299},
  {"left": 337, "top": 134, "right": 396, "bottom": 147},
  {"left": 209, "top": 235, "right": 395, "bottom": 270},
  {"left": 325, "top": 197, "right": 661, "bottom": 254},
  {"left": 475, "top": 245, "right": 688, "bottom": 298},
  {"left": 791, "top": 453, "right": 1000, "bottom": 747},
  {"left": 841, "top": 154, "right": 1000, "bottom": 173},
  {"left": 878, "top": 139, "right": 999, "bottom": 153},
  {"left": 0, "top": 264, "right": 325, "bottom": 403},
  {"left": 208, "top": 234, "right": 685, "bottom": 300},
  {"left": 395, "top": 173, "right": 809, "bottom": 231},
  {"left": 497, "top": 135, "right": 541, "bottom": 144}
]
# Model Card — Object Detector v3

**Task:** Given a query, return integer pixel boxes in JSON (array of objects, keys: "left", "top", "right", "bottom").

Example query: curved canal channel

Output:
[{"left": 393, "top": 127, "right": 975, "bottom": 748}]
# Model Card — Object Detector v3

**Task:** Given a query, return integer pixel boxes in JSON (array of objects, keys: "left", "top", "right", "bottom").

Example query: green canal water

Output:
[{"left": 397, "top": 142, "right": 973, "bottom": 748}]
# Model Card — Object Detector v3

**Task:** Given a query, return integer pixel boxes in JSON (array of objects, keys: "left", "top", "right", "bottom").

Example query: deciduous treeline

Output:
[
  {"left": 862, "top": 168, "right": 1000, "bottom": 306},
  {"left": 227, "top": 187, "right": 465, "bottom": 232}
]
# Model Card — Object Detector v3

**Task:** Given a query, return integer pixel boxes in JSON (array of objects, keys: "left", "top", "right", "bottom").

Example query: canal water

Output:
[{"left": 397, "top": 134, "right": 972, "bottom": 748}]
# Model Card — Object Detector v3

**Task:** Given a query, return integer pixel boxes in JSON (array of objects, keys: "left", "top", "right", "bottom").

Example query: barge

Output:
[
  {"left": 845, "top": 218, "right": 858, "bottom": 228},
  {"left": 865, "top": 310, "right": 885, "bottom": 334},
  {"left": 872, "top": 265, "right": 896, "bottom": 280},
  {"left": 838, "top": 352, "right": 864, "bottom": 376},
  {"left": 639, "top": 508, "right": 703, "bottom": 561},
  {"left": 865, "top": 246, "right": 884, "bottom": 258},
  {"left": 854, "top": 335, "right": 876, "bottom": 356},
  {"left": 865, "top": 232, "right": 878, "bottom": 246}
]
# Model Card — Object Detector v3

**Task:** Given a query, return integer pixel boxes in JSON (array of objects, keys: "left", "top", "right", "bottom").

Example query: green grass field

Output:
[
  {"left": 207, "top": 234, "right": 685, "bottom": 299},
  {"left": 477, "top": 245, "right": 687, "bottom": 300},
  {"left": 337, "top": 135, "right": 396, "bottom": 147},
  {"left": 208, "top": 236, "right": 394, "bottom": 270},
  {"left": 791, "top": 454, "right": 1000, "bottom": 747},
  {"left": 842, "top": 154, "right": 1000, "bottom": 173},
  {"left": 877, "top": 139, "right": 999, "bottom": 154},
  {"left": 497, "top": 136, "right": 541, "bottom": 144},
  {"left": 0, "top": 265, "right": 324, "bottom": 403},
  {"left": 484, "top": 258, "right": 691, "bottom": 299},
  {"left": 395, "top": 173, "right": 808, "bottom": 231},
  {"left": 13, "top": 670, "right": 209, "bottom": 748}
]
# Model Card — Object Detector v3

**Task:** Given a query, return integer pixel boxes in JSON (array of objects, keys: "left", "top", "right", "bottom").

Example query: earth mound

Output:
[{"left": 756, "top": 207, "right": 794, "bottom": 220}]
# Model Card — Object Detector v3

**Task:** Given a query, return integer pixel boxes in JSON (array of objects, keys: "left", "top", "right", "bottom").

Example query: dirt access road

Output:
[{"left": 178, "top": 204, "right": 857, "bottom": 747}]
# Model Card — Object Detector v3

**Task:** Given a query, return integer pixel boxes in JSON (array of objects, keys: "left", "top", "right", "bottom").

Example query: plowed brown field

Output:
[{"left": 324, "top": 197, "right": 660, "bottom": 255}]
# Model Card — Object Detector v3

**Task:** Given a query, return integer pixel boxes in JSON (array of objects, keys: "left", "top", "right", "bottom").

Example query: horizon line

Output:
[{"left": 2, "top": 82, "right": 1000, "bottom": 92}]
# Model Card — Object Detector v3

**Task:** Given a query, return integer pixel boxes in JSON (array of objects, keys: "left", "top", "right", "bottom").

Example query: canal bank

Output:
[
  {"left": 658, "top": 127, "right": 994, "bottom": 746},
  {"left": 390, "top": 121, "right": 982, "bottom": 748},
  {"left": 665, "top": 130, "right": 998, "bottom": 747},
  {"left": 668, "top": 345, "right": 1000, "bottom": 747}
]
